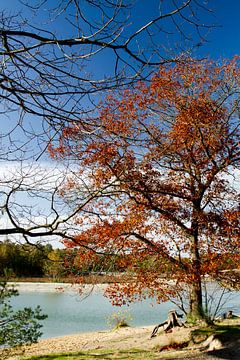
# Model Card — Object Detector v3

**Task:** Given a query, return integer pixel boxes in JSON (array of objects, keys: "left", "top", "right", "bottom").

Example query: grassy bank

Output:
[{"left": 17, "top": 349, "right": 164, "bottom": 360}]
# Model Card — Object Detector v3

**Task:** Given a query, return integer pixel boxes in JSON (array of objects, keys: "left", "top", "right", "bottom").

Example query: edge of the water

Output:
[{"left": 8, "top": 281, "right": 107, "bottom": 293}]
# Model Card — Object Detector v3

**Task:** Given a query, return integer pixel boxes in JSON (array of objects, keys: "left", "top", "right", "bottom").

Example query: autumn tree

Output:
[
  {"left": 51, "top": 57, "right": 240, "bottom": 321},
  {"left": 0, "top": 0, "right": 213, "bottom": 242}
]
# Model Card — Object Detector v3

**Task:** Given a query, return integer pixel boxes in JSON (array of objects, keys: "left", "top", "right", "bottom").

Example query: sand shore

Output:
[
  {"left": 6, "top": 323, "right": 240, "bottom": 360},
  {"left": 6, "top": 325, "right": 196, "bottom": 359},
  {"left": 8, "top": 281, "right": 107, "bottom": 294}
]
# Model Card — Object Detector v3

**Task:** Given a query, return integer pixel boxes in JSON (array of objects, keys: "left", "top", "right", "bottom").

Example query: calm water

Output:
[
  {"left": 10, "top": 284, "right": 240, "bottom": 339},
  {"left": 10, "top": 289, "right": 173, "bottom": 339}
]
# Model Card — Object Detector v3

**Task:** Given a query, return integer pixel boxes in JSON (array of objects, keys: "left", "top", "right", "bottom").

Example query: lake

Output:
[{"left": 10, "top": 282, "right": 240, "bottom": 339}]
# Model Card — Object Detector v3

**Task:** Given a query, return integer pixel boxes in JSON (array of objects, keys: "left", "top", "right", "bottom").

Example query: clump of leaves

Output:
[
  {"left": 107, "top": 309, "right": 132, "bottom": 330},
  {"left": 0, "top": 281, "right": 47, "bottom": 348},
  {"left": 159, "top": 341, "right": 189, "bottom": 352}
]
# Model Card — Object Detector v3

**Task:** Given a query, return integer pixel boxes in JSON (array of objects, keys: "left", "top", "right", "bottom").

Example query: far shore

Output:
[{"left": 8, "top": 281, "right": 108, "bottom": 294}]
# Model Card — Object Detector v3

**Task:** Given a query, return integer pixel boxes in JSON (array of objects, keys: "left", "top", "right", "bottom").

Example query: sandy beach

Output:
[
  {"left": 6, "top": 325, "right": 196, "bottom": 359},
  {"left": 5, "top": 322, "right": 240, "bottom": 360}
]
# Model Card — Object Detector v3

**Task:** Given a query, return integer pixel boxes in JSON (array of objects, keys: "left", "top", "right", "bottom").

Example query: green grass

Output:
[
  {"left": 192, "top": 324, "right": 240, "bottom": 336},
  {"left": 191, "top": 323, "right": 240, "bottom": 344},
  {"left": 22, "top": 349, "right": 161, "bottom": 360}
]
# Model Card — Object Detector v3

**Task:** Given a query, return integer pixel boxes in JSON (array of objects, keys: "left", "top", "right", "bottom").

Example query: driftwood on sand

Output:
[{"left": 151, "top": 310, "right": 183, "bottom": 338}]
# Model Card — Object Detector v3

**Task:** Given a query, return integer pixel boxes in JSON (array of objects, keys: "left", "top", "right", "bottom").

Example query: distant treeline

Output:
[{"left": 0, "top": 240, "right": 122, "bottom": 279}]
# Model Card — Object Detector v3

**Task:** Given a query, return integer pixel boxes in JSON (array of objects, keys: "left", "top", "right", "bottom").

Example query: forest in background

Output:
[
  {"left": 1, "top": 239, "right": 236, "bottom": 285},
  {"left": 0, "top": 240, "right": 122, "bottom": 281}
]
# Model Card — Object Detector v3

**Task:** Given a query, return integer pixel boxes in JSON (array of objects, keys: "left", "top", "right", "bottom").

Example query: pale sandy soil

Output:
[
  {"left": 2, "top": 320, "right": 240, "bottom": 360},
  {"left": 4, "top": 325, "right": 194, "bottom": 359}
]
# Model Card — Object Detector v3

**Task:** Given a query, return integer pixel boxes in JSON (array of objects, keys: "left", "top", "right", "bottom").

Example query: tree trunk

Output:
[
  {"left": 188, "top": 218, "right": 204, "bottom": 321},
  {"left": 189, "top": 277, "right": 204, "bottom": 321}
]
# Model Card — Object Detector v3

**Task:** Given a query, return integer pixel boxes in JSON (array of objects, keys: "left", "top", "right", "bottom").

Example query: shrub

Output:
[
  {"left": 0, "top": 282, "right": 47, "bottom": 348},
  {"left": 107, "top": 309, "right": 132, "bottom": 330}
]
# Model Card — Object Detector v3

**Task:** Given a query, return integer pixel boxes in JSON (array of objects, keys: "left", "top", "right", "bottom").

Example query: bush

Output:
[
  {"left": 107, "top": 310, "right": 132, "bottom": 330},
  {"left": 0, "top": 282, "right": 47, "bottom": 348}
]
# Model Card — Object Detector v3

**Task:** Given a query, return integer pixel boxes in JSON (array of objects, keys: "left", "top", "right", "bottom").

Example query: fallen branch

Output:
[{"left": 151, "top": 310, "right": 183, "bottom": 338}]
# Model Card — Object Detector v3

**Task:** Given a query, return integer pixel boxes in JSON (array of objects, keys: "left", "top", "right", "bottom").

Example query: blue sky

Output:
[
  {"left": 0, "top": 0, "right": 239, "bottom": 101},
  {"left": 0, "top": 0, "right": 239, "bottom": 161},
  {"left": 199, "top": 0, "right": 240, "bottom": 58},
  {"left": 0, "top": 0, "right": 239, "bottom": 60},
  {"left": 1, "top": 0, "right": 239, "bottom": 160}
]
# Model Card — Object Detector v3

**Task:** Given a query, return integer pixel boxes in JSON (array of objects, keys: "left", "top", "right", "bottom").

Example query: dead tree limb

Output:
[{"left": 151, "top": 310, "right": 183, "bottom": 338}]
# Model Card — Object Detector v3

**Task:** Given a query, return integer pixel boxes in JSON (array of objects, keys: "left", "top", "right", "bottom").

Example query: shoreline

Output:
[
  {"left": 5, "top": 320, "right": 240, "bottom": 360},
  {"left": 8, "top": 281, "right": 107, "bottom": 294},
  {"left": 4, "top": 282, "right": 240, "bottom": 359},
  {"left": 6, "top": 325, "right": 190, "bottom": 358}
]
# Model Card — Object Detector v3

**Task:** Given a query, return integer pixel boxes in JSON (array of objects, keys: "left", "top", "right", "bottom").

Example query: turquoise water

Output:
[
  {"left": 10, "top": 286, "right": 240, "bottom": 339},
  {"left": 10, "top": 290, "right": 174, "bottom": 339}
]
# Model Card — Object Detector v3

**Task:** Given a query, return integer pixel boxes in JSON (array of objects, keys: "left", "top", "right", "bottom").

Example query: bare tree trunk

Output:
[
  {"left": 189, "top": 278, "right": 204, "bottom": 320},
  {"left": 188, "top": 220, "right": 204, "bottom": 321}
]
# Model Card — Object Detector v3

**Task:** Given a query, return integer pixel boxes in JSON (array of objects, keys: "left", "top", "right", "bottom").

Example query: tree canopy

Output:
[
  {"left": 50, "top": 57, "right": 240, "bottom": 320},
  {"left": 0, "top": 0, "right": 213, "bottom": 242}
]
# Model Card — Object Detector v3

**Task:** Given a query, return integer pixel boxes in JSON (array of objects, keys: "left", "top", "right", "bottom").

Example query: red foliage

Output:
[{"left": 50, "top": 57, "right": 240, "bottom": 315}]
